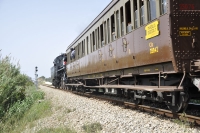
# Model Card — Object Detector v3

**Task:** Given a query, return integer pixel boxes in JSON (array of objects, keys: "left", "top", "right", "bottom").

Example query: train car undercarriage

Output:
[{"left": 63, "top": 72, "right": 200, "bottom": 113}]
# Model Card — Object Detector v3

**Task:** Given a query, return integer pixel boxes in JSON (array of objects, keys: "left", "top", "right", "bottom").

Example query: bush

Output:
[
  {"left": 0, "top": 86, "right": 47, "bottom": 133},
  {"left": 0, "top": 53, "right": 50, "bottom": 133},
  {"left": 5, "top": 87, "right": 45, "bottom": 119},
  {"left": 0, "top": 55, "right": 33, "bottom": 119}
]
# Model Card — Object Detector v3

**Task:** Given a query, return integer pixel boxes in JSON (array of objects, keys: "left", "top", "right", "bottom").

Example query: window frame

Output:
[
  {"left": 160, "top": 0, "right": 167, "bottom": 15},
  {"left": 148, "top": 0, "right": 157, "bottom": 21}
]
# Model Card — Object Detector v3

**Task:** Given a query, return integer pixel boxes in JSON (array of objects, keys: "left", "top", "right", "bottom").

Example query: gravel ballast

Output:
[{"left": 24, "top": 86, "right": 200, "bottom": 133}]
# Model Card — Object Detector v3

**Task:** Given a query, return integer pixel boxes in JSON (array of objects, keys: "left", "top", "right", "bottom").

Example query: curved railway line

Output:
[{"left": 43, "top": 84, "right": 200, "bottom": 126}]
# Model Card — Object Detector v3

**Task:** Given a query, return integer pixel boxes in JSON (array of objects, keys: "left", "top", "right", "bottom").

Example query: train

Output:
[
  {"left": 51, "top": 53, "right": 67, "bottom": 89},
  {"left": 52, "top": 0, "right": 200, "bottom": 113}
]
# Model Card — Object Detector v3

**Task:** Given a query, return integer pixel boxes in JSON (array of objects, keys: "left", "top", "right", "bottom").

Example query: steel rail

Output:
[{"left": 43, "top": 84, "right": 200, "bottom": 126}]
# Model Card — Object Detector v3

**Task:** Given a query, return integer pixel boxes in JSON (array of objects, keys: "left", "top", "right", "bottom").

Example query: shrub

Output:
[
  {"left": 0, "top": 86, "right": 48, "bottom": 133},
  {"left": 0, "top": 54, "right": 33, "bottom": 119}
]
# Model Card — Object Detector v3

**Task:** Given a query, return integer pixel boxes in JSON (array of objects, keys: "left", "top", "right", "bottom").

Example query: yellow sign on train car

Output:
[
  {"left": 179, "top": 31, "right": 191, "bottom": 36},
  {"left": 145, "top": 20, "right": 160, "bottom": 40}
]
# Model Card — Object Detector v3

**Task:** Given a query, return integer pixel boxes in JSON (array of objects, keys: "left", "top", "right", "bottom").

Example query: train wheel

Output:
[
  {"left": 58, "top": 82, "right": 61, "bottom": 89},
  {"left": 133, "top": 91, "right": 143, "bottom": 105},
  {"left": 61, "top": 78, "right": 65, "bottom": 89},
  {"left": 81, "top": 86, "right": 86, "bottom": 93},
  {"left": 131, "top": 91, "right": 142, "bottom": 105},
  {"left": 167, "top": 92, "right": 189, "bottom": 113},
  {"left": 132, "top": 98, "right": 142, "bottom": 105}
]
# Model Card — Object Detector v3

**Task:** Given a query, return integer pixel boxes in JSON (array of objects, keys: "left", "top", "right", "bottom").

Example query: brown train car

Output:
[{"left": 64, "top": 0, "right": 200, "bottom": 112}]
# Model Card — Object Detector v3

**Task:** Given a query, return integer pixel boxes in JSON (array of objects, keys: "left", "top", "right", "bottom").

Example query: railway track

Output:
[{"left": 42, "top": 84, "right": 200, "bottom": 126}]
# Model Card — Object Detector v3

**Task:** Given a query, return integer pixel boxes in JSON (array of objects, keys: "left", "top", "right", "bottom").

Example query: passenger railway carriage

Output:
[{"left": 63, "top": 0, "right": 200, "bottom": 112}]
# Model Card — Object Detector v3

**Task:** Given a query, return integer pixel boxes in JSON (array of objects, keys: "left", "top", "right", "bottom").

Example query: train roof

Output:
[
  {"left": 53, "top": 53, "right": 66, "bottom": 63},
  {"left": 66, "top": 0, "right": 119, "bottom": 51}
]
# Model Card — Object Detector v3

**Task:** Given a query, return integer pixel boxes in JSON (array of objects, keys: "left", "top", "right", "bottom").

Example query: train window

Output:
[
  {"left": 134, "top": 0, "right": 138, "bottom": 28},
  {"left": 148, "top": 0, "right": 156, "bottom": 21},
  {"left": 95, "top": 29, "right": 97, "bottom": 49},
  {"left": 100, "top": 24, "right": 104, "bottom": 46},
  {"left": 86, "top": 36, "right": 89, "bottom": 54},
  {"left": 90, "top": 34, "right": 92, "bottom": 53},
  {"left": 111, "top": 14, "right": 115, "bottom": 41},
  {"left": 78, "top": 43, "right": 81, "bottom": 58},
  {"left": 120, "top": 7, "right": 124, "bottom": 36},
  {"left": 97, "top": 28, "right": 99, "bottom": 48},
  {"left": 82, "top": 40, "right": 85, "bottom": 56},
  {"left": 75, "top": 46, "right": 78, "bottom": 60},
  {"left": 116, "top": 10, "right": 120, "bottom": 38},
  {"left": 140, "top": 0, "right": 144, "bottom": 25},
  {"left": 104, "top": 22, "right": 107, "bottom": 45},
  {"left": 160, "top": 0, "right": 167, "bottom": 15},
  {"left": 107, "top": 18, "right": 110, "bottom": 43},
  {"left": 92, "top": 31, "right": 95, "bottom": 51},
  {"left": 96, "top": 28, "right": 99, "bottom": 49},
  {"left": 94, "top": 32, "right": 96, "bottom": 51},
  {"left": 125, "top": 0, "right": 132, "bottom": 33}
]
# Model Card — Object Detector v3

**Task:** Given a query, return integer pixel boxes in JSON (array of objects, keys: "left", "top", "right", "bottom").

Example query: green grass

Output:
[
  {"left": 37, "top": 127, "right": 76, "bottom": 133},
  {"left": 0, "top": 86, "right": 52, "bottom": 133},
  {"left": 173, "top": 113, "right": 194, "bottom": 128},
  {"left": 82, "top": 122, "right": 103, "bottom": 133},
  {"left": 25, "top": 100, "right": 52, "bottom": 122}
]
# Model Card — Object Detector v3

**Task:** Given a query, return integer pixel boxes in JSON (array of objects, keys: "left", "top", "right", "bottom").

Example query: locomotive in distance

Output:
[{"left": 51, "top": 0, "right": 200, "bottom": 113}]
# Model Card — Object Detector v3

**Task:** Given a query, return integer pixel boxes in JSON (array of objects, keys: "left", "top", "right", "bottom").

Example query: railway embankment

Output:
[{"left": 24, "top": 85, "right": 200, "bottom": 133}]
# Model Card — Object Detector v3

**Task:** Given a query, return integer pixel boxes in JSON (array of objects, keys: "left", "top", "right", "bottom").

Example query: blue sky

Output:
[{"left": 0, "top": 0, "right": 111, "bottom": 79}]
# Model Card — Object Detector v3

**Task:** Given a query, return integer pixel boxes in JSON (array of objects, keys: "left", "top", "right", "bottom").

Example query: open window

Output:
[
  {"left": 107, "top": 18, "right": 110, "bottom": 43},
  {"left": 125, "top": 0, "right": 132, "bottom": 33},
  {"left": 116, "top": 10, "right": 120, "bottom": 38},
  {"left": 100, "top": 24, "right": 104, "bottom": 46},
  {"left": 134, "top": 0, "right": 138, "bottom": 28},
  {"left": 78, "top": 43, "right": 82, "bottom": 58},
  {"left": 104, "top": 22, "right": 107, "bottom": 45},
  {"left": 120, "top": 7, "right": 124, "bottom": 36},
  {"left": 75, "top": 46, "right": 78, "bottom": 60},
  {"left": 148, "top": 0, "right": 156, "bottom": 21},
  {"left": 97, "top": 27, "right": 100, "bottom": 48},
  {"left": 86, "top": 36, "right": 88, "bottom": 55},
  {"left": 111, "top": 14, "right": 115, "bottom": 41},
  {"left": 92, "top": 31, "right": 95, "bottom": 51},
  {"left": 140, "top": 0, "right": 144, "bottom": 25},
  {"left": 70, "top": 47, "right": 76, "bottom": 61},
  {"left": 160, "top": 0, "right": 167, "bottom": 15},
  {"left": 95, "top": 29, "right": 97, "bottom": 49},
  {"left": 82, "top": 40, "right": 85, "bottom": 56},
  {"left": 90, "top": 34, "right": 92, "bottom": 53}
]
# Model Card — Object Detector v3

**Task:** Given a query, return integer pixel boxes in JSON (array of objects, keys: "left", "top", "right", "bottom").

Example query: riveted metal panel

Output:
[{"left": 170, "top": 0, "right": 200, "bottom": 72}]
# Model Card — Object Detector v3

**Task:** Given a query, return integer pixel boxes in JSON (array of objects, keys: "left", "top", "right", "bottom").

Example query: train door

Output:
[{"left": 171, "top": 0, "right": 200, "bottom": 72}]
